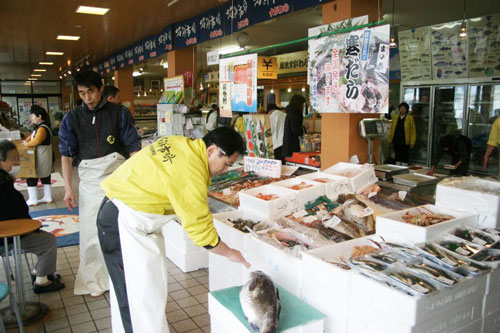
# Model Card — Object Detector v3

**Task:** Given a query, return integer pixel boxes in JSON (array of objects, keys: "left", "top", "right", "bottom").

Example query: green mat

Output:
[{"left": 211, "top": 286, "right": 326, "bottom": 332}]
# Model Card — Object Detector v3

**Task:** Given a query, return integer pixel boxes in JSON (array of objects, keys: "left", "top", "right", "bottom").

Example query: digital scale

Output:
[{"left": 359, "top": 118, "right": 385, "bottom": 164}]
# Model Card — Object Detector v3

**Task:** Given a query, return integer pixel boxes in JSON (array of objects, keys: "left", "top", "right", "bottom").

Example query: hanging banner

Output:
[
  {"left": 198, "top": 3, "right": 229, "bottom": 43},
  {"left": 308, "top": 24, "right": 390, "bottom": 113},
  {"left": 219, "top": 81, "right": 232, "bottom": 117},
  {"left": 398, "top": 27, "right": 431, "bottom": 81},
  {"left": 219, "top": 53, "right": 258, "bottom": 113},
  {"left": 252, "top": 0, "right": 292, "bottom": 25},
  {"left": 277, "top": 50, "right": 308, "bottom": 74},
  {"left": 243, "top": 114, "right": 273, "bottom": 158},
  {"left": 224, "top": 0, "right": 251, "bottom": 34},
  {"left": 431, "top": 21, "right": 468, "bottom": 80},
  {"left": 293, "top": 0, "right": 332, "bottom": 12},
  {"left": 157, "top": 26, "right": 174, "bottom": 52},
  {"left": 174, "top": 18, "right": 199, "bottom": 49},
  {"left": 468, "top": 13, "right": 500, "bottom": 78},
  {"left": 116, "top": 50, "right": 126, "bottom": 69},
  {"left": 257, "top": 56, "right": 278, "bottom": 79},
  {"left": 124, "top": 45, "right": 135, "bottom": 66},
  {"left": 143, "top": 34, "right": 159, "bottom": 59}
]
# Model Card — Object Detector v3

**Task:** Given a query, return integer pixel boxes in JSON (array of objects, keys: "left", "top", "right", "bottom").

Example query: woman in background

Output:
[
  {"left": 24, "top": 105, "right": 53, "bottom": 206},
  {"left": 389, "top": 102, "right": 416, "bottom": 165},
  {"left": 283, "top": 95, "right": 307, "bottom": 158}
]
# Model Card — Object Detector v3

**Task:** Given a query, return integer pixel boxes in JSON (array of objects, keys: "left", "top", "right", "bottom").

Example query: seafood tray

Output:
[
  {"left": 392, "top": 173, "right": 439, "bottom": 187},
  {"left": 323, "top": 162, "right": 377, "bottom": 194},
  {"left": 376, "top": 204, "right": 478, "bottom": 244},
  {"left": 270, "top": 178, "right": 326, "bottom": 207},
  {"left": 374, "top": 164, "right": 409, "bottom": 180},
  {"left": 238, "top": 185, "right": 298, "bottom": 219},
  {"left": 298, "top": 171, "right": 353, "bottom": 198},
  {"left": 436, "top": 176, "right": 500, "bottom": 228}
]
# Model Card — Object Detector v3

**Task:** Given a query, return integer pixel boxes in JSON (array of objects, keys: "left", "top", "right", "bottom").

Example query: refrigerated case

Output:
[{"left": 401, "top": 81, "right": 500, "bottom": 176}]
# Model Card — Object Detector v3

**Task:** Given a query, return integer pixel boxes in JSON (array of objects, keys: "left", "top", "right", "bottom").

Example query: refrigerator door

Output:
[
  {"left": 403, "top": 86, "right": 432, "bottom": 165},
  {"left": 430, "top": 85, "right": 466, "bottom": 169},
  {"left": 467, "top": 84, "right": 500, "bottom": 175}
]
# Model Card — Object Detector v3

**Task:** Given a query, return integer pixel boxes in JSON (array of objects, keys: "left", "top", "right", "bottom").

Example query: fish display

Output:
[
  {"left": 407, "top": 262, "right": 460, "bottom": 286},
  {"left": 256, "top": 193, "right": 279, "bottom": 201},
  {"left": 439, "top": 240, "right": 481, "bottom": 257},
  {"left": 226, "top": 219, "right": 269, "bottom": 233},
  {"left": 268, "top": 230, "right": 309, "bottom": 249},
  {"left": 454, "top": 228, "right": 497, "bottom": 247},
  {"left": 401, "top": 207, "right": 454, "bottom": 226},
  {"left": 240, "top": 271, "right": 281, "bottom": 333},
  {"left": 337, "top": 194, "right": 375, "bottom": 234},
  {"left": 471, "top": 249, "right": 500, "bottom": 262},
  {"left": 351, "top": 245, "right": 378, "bottom": 258},
  {"left": 288, "top": 182, "right": 313, "bottom": 191},
  {"left": 387, "top": 270, "right": 436, "bottom": 294}
]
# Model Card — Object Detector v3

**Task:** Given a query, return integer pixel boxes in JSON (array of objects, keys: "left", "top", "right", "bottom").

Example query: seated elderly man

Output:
[{"left": 0, "top": 140, "right": 65, "bottom": 293}]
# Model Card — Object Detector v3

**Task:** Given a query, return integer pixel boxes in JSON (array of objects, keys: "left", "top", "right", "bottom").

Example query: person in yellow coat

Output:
[
  {"left": 97, "top": 127, "right": 249, "bottom": 332},
  {"left": 484, "top": 116, "right": 500, "bottom": 175},
  {"left": 389, "top": 102, "right": 416, "bottom": 165}
]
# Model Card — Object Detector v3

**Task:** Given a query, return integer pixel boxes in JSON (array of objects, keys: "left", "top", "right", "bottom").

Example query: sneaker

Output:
[
  {"left": 33, "top": 280, "right": 65, "bottom": 294},
  {"left": 90, "top": 291, "right": 105, "bottom": 297}
]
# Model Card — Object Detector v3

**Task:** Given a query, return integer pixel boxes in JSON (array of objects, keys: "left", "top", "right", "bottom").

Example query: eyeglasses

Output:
[{"left": 218, "top": 146, "right": 227, "bottom": 156}]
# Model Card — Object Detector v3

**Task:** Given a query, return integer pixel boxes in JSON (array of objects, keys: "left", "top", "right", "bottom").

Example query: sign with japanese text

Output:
[
  {"left": 198, "top": 3, "right": 229, "bottom": 43},
  {"left": 157, "top": 26, "right": 174, "bottom": 52},
  {"left": 174, "top": 18, "right": 198, "bottom": 49},
  {"left": 224, "top": 0, "right": 251, "bottom": 34},
  {"left": 160, "top": 76, "right": 184, "bottom": 104},
  {"left": 207, "top": 50, "right": 220, "bottom": 66},
  {"left": 293, "top": 0, "right": 332, "bottom": 12},
  {"left": 252, "top": 0, "right": 292, "bottom": 25},
  {"left": 276, "top": 51, "right": 308, "bottom": 74},
  {"left": 308, "top": 24, "right": 390, "bottom": 113},
  {"left": 219, "top": 53, "right": 258, "bottom": 113},
  {"left": 219, "top": 81, "right": 232, "bottom": 117},
  {"left": 183, "top": 70, "right": 193, "bottom": 87},
  {"left": 257, "top": 56, "right": 278, "bottom": 79},
  {"left": 244, "top": 156, "right": 282, "bottom": 178},
  {"left": 243, "top": 114, "right": 274, "bottom": 158}
]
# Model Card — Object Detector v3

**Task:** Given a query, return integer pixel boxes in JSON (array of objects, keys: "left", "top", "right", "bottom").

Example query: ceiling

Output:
[{"left": 1, "top": 0, "right": 500, "bottom": 82}]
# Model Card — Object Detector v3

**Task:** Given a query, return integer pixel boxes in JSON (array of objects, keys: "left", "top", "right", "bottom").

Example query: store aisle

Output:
[{"left": 0, "top": 161, "right": 211, "bottom": 333}]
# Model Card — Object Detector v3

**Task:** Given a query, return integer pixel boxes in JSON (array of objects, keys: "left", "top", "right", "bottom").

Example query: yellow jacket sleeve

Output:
[
  {"left": 488, "top": 118, "right": 500, "bottom": 147},
  {"left": 25, "top": 127, "right": 47, "bottom": 147},
  {"left": 235, "top": 117, "right": 245, "bottom": 134},
  {"left": 388, "top": 116, "right": 397, "bottom": 143},
  {"left": 407, "top": 115, "right": 416, "bottom": 146}
]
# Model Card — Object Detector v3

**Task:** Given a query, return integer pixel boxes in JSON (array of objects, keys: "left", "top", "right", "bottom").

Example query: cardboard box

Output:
[
  {"left": 323, "top": 162, "right": 376, "bottom": 194},
  {"left": 375, "top": 204, "right": 478, "bottom": 244},
  {"left": 270, "top": 178, "right": 326, "bottom": 207},
  {"left": 13, "top": 140, "right": 36, "bottom": 178},
  {"left": 239, "top": 185, "right": 298, "bottom": 219},
  {"left": 298, "top": 172, "right": 353, "bottom": 199},
  {"left": 435, "top": 178, "right": 500, "bottom": 228}
]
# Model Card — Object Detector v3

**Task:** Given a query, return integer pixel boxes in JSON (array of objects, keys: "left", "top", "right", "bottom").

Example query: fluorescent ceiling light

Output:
[
  {"left": 75, "top": 5, "right": 109, "bottom": 15},
  {"left": 28, "top": 78, "right": 38, "bottom": 81},
  {"left": 132, "top": 71, "right": 142, "bottom": 77},
  {"left": 163, "top": 62, "right": 168, "bottom": 69},
  {"left": 167, "top": 0, "right": 179, "bottom": 7},
  {"left": 46, "top": 51, "right": 64, "bottom": 55},
  {"left": 34, "top": 69, "right": 46, "bottom": 72},
  {"left": 31, "top": 74, "right": 42, "bottom": 77},
  {"left": 39, "top": 62, "right": 54, "bottom": 65},
  {"left": 57, "top": 35, "right": 80, "bottom": 41},
  {"left": 218, "top": 46, "right": 243, "bottom": 55}
]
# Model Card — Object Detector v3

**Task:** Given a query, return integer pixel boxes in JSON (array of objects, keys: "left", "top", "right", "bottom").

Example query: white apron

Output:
[
  {"left": 33, "top": 124, "right": 53, "bottom": 178},
  {"left": 112, "top": 198, "right": 175, "bottom": 333},
  {"left": 74, "top": 153, "right": 125, "bottom": 295}
]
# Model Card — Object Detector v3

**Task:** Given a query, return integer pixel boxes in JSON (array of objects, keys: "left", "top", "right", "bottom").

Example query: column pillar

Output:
[
  {"left": 321, "top": 0, "right": 381, "bottom": 168},
  {"left": 167, "top": 46, "right": 197, "bottom": 85},
  {"left": 114, "top": 66, "right": 135, "bottom": 116}
]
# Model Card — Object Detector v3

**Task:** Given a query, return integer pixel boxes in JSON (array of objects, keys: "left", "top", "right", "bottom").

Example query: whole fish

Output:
[
  {"left": 240, "top": 271, "right": 281, "bottom": 333},
  {"left": 407, "top": 263, "right": 459, "bottom": 286},
  {"left": 342, "top": 198, "right": 375, "bottom": 234},
  {"left": 332, "top": 218, "right": 363, "bottom": 239},
  {"left": 434, "top": 61, "right": 450, "bottom": 67}
]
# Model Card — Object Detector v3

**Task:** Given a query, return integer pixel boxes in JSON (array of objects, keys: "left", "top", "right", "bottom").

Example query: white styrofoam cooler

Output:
[
  {"left": 163, "top": 220, "right": 199, "bottom": 253},
  {"left": 486, "top": 268, "right": 500, "bottom": 295},
  {"left": 270, "top": 178, "right": 326, "bottom": 207},
  {"left": 239, "top": 184, "right": 299, "bottom": 219},
  {"left": 375, "top": 204, "right": 478, "bottom": 244},
  {"left": 323, "top": 162, "right": 377, "bottom": 193},
  {"left": 298, "top": 171, "right": 353, "bottom": 199},
  {"left": 208, "top": 252, "right": 249, "bottom": 291},
  {"left": 435, "top": 178, "right": 500, "bottom": 228},
  {"left": 483, "top": 307, "right": 500, "bottom": 333}
]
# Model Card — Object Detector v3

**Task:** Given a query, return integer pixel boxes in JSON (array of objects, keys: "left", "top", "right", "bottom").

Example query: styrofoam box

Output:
[
  {"left": 239, "top": 185, "right": 299, "bottom": 219},
  {"left": 323, "top": 162, "right": 377, "bottom": 193},
  {"left": 302, "top": 236, "right": 383, "bottom": 333},
  {"left": 349, "top": 268, "right": 487, "bottom": 326},
  {"left": 453, "top": 318, "right": 482, "bottom": 333},
  {"left": 298, "top": 171, "right": 353, "bottom": 199},
  {"left": 483, "top": 307, "right": 500, "bottom": 333},
  {"left": 162, "top": 220, "right": 199, "bottom": 253},
  {"left": 347, "top": 298, "right": 482, "bottom": 333},
  {"left": 376, "top": 204, "right": 478, "bottom": 244},
  {"left": 486, "top": 268, "right": 500, "bottom": 295},
  {"left": 164, "top": 239, "right": 208, "bottom": 273},
  {"left": 245, "top": 234, "right": 303, "bottom": 297},
  {"left": 483, "top": 288, "right": 500, "bottom": 317},
  {"left": 269, "top": 178, "right": 326, "bottom": 207},
  {"left": 436, "top": 179, "right": 500, "bottom": 228},
  {"left": 208, "top": 252, "right": 249, "bottom": 292},
  {"left": 208, "top": 293, "right": 324, "bottom": 333}
]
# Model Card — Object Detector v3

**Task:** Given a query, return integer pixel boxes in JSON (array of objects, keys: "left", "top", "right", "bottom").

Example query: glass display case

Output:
[
  {"left": 467, "top": 83, "right": 500, "bottom": 175},
  {"left": 403, "top": 87, "right": 431, "bottom": 165}
]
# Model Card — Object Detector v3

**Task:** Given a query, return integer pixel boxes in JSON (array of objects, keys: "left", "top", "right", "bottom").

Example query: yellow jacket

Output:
[
  {"left": 488, "top": 117, "right": 500, "bottom": 147},
  {"left": 389, "top": 114, "right": 416, "bottom": 146},
  {"left": 101, "top": 136, "right": 219, "bottom": 248}
]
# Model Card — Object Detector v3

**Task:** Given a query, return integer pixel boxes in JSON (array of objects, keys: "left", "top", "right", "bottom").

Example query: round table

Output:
[{"left": 0, "top": 219, "right": 49, "bottom": 328}]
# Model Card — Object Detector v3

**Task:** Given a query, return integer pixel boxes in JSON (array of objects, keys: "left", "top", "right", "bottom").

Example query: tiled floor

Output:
[{"left": 1, "top": 161, "right": 211, "bottom": 332}]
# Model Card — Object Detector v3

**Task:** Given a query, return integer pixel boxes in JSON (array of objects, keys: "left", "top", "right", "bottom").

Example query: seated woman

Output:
[{"left": 0, "top": 140, "right": 65, "bottom": 293}]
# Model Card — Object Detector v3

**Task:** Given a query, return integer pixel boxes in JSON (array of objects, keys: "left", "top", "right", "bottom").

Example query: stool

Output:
[
  {"left": 0, "top": 219, "right": 48, "bottom": 328},
  {"left": 0, "top": 282, "right": 23, "bottom": 333}
]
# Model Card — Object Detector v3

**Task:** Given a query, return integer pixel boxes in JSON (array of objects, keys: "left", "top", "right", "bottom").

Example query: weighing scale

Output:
[{"left": 359, "top": 118, "right": 385, "bottom": 164}]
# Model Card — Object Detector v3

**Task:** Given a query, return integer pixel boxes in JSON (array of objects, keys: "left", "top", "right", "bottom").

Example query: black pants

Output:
[
  {"left": 274, "top": 146, "right": 284, "bottom": 163},
  {"left": 96, "top": 198, "right": 133, "bottom": 333},
  {"left": 26, "top": 175, "right": 51, "bottom": 187},
  {"left": 393, "top": 143, "right": 410, "bottom": 164}
]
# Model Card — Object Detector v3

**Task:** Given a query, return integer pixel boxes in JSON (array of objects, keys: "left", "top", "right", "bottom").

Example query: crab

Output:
[{"left": 402, "top": 207, "right": 455, "bottom": 226}]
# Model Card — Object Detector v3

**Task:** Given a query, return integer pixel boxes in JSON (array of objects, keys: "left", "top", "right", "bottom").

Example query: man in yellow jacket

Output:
[
  {"left": 484, "top": 116, "right": 500, "bottom": 176},
  {"left": 389, "top": 102, "right": 416, "bottom": 165},
  {"left": 96, "top": 127, "right": 249, "bottom": 332}
]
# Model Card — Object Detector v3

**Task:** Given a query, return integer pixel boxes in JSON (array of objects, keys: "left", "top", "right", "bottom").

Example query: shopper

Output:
[
  {"left": 102, "top": 85, "right": 121, "bottom": 104},
  {"left": 206, "top": 105, "right": 218, "bottom": 131},
  {"left": 389, "top": 102, "right": 416, "bottom": 165},
  {"left": 283, "top": 94, "right": 307, "bottom": 158},
  {"left": 0, "top": 140, "right": 65, "bottom": 294},
  {"left": 268, "top": 103, "right": 286, "bottom": 162},
  {"left": 484, "top": 116, "right": 500, "bottom": 174},
  {"left": 24, "top": 105, "right": 54, "bottom": 206},
  {"left": 59, "top": 70, "right": 141, "bottom": 297},
  {"left": 231, "top": 112, "right": 245, "bottom": 136},
  {"left": 429, "top": 134, "right": 472, "bottom": 176},
  {"left": 215, "top": 104, "right": 232, "bottom": 128},
  {"left": 96, "top": 127, "right": 250, "bottom": 332}
]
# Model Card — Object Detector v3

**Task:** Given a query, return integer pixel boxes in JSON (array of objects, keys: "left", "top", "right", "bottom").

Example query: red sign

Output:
[{"left": 183, "top": 70, "right": 193, "bottom": 87}]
